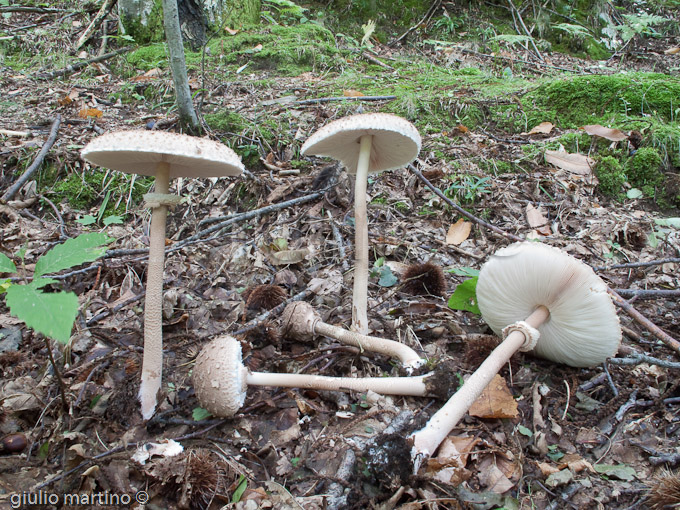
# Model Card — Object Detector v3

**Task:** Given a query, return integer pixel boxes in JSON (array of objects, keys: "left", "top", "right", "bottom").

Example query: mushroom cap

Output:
[
  {"left": 193, "top": 335, "right": 248, "bottom": 417},
  {"left": 81, "top": 130, "right": 244, "bottom": 178},
  {"left": 476, "top": 242, "right": 621, "bottom": 367},
  {"left": 280, "top": 301, "right": 319, "bottom": 342},
  {"left": 300, "top": 113, "right": 421, "bottom": 175}
]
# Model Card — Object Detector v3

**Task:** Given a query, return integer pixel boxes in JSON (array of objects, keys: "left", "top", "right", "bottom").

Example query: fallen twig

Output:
[
  {"left": 294, "top": 95, "right": 397, "bottom": 106},
  {"left": 389, "top": 0, "right": 442, "bottom": 47},
  {"left": 75, "top": 0, "right": 116, "bottom": 51},
  {"left": 507, "top": 0, "right": 544, "bottom": 62},
  {"left": 594, "top": 258, "right": 680, "bottom": 271},
  {"left": 608, "top": 353, "right": 680, "bottom": 369},
  {"left": 613, "top": 288, "right": 680, "bottom": 299},
  {"left": 1, "top": 115, "right": 61, "bottom": 202},
  {"left": 36, "top": 46, "right": 132, "bottom": 80}
]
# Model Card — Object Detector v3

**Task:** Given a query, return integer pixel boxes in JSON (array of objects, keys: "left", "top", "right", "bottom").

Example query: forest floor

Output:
[{"left": 0, "top": 2, "right": 680, "bottom": 510}]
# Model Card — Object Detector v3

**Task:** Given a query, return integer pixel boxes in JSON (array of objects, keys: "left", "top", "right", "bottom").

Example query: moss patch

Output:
[
  {"left": 595, "top": 156, "right": 626, "bottom": 198},
  {"left": 625, "top": 147, "right": 664, "bottom": 199}
]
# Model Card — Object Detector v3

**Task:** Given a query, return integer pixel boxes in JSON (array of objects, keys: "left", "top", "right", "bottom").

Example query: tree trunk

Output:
[
  {"left": 162, "top": 0, "right": 199, "bottom": 133},
  {"left": 118, "top": 0, "right": 261, "bottom": 45}
]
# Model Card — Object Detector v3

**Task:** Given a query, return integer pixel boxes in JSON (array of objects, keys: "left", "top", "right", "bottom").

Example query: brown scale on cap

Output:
[{"left": 402, "top": 262, "right": 447, "bottom": 297}]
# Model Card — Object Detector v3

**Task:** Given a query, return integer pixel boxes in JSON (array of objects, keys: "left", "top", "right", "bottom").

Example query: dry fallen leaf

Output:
[
  {"left": 469, "top": 374, "right": 519, "bottom": 419},
  {"left": 446, "top": 218, "right": 472, "bottom": 245},
  {"left": 664, "top": 46, "right": 679, "bottom": 54},
  {"left": 78, "top": 108, "right": 103, "bottom": 119},
  {"left": 269, "top": 248, "right": 308, "bottom": 265},
  {"left": 581, "top": 124, "right": 628, "bottom": 141},
  {"left": 524, "top": 121, "right": 554, "bottom": 135},
  {"left": 525, "top": 203, "right": 549, "bottom": 229},
  {"left": 544, "top": 150, "right": 594, "bottom": 175},
  {"left": 343, "top": 89, "right": 365, "bottom": 97}
]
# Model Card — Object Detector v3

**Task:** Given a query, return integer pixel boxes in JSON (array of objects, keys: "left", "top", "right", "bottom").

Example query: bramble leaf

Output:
[
  {"left": 447, "top": 277, "right": 480, "bottom": 314},
  {"left": 5, "top": 279, "right": 79, "bottom": 343},
  {"left": 0, "top": 253, "right": 16, "bottom": 274},
  {"left": 34, "top": 233, "right": 112, "bottom": 278}
]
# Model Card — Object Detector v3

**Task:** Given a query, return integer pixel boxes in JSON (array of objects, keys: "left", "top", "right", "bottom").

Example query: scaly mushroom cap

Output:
[
  {"left": 81, "top": 130, "right": 244, "bottom": 178},
  {"left": 300, "top": 113, "right": 421, "bottom": 175},
  {"left": 193, "top": 335, "right": 248, "bottom": 417},
  {"left": 476, "top": 242, "right": 621, "bottom": 367},
  {"left": 280, "top": 301, "right": 320, "bottom": 342}
]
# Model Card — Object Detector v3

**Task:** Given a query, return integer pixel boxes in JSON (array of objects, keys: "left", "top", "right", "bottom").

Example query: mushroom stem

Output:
[
  {"left": 351, "top": 134, "right": 373, "bottom": 335},
  {"left": 139, "top": 161, "right": 171, "bottom": 420},
  {"left": 410, "top": 305, "right": 550, "bottom": 462},
  {"left": 246, "top": 370, "right": 429, "bottom": 396},
  {"left": 281, "top": 301, "right": 425, "bottom": 371}
]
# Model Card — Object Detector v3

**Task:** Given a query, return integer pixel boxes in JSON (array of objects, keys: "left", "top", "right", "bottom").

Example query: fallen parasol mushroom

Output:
[
  {"left": 193, "top": 335, "right": 435, "bottom": 418},
  {"left": 301, "top": 113, "right": 421, "bottom": 335},
  {"left": 281, "top": 301, "right": 425, "bottom": 371},
  {"left": 82, "top": 130, "right": 244, "bottom": 420},
  {"left": 409, "top": 242, "right": 622, "bottom": 467}
]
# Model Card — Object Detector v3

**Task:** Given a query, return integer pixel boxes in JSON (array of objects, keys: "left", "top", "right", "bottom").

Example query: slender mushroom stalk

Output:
[
  {"left": 301, "top": 114, "right": 421, "bottom": 335},
  {"left": 281, "top": 301, "right": 425, "bottom": 371},
  {"left": 82, "top": 131, "right": 244, "bottom": 420},
  {"left": 193, "top": 335, "right": 432, "bottom": 418},
  {"left": 409, "top": 242, "right": 622, "bottom": 467}
]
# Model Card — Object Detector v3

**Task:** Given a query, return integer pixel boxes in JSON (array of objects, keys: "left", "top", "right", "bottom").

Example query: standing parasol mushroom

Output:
[
  {"left": 409, "top": 242, "right": 622, "bottom": 467},
  {"left": 82, "top": 130, "right": 244, "bottom": 420},
  {"left": 193, "top": 335, "right": 435, "bottom": 418},
  {"left": 301, "top": 113, "right": 421, "bottom": 335},
  {"left": 281, "top": 301, "right": 425, "bottom": 371}
]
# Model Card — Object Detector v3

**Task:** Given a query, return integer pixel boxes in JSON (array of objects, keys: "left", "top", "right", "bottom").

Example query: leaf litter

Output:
[{"left": 0, "top": 5, "right": 679, "bottom": 510}]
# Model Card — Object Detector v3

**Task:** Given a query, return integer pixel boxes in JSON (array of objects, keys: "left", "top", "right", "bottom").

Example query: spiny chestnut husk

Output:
[
  {"left": 402, "top": 262, "right": 447, "bottom": 297},
  {"left": 244, "top": 284, "right": 288, "bottom": 311},
  {"left": 646, "top": 470, "right": 680, "bottom": 510}
]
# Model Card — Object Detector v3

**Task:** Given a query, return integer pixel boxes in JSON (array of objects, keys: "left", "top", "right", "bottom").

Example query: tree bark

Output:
[{"left": 162, "top": 0, "right": 199, "bottom": 133}]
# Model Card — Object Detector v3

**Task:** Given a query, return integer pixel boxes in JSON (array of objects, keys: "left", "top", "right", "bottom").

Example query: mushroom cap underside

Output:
[
  {"left": 476, "top": 242, "right": 621, "bottom": 367},
  {"left": 301, "top": 113, "right": 421, "bottom": 175},
  {"left": 82, "top": 130, "right": 244, "bottom": 178},
  {"left": 193, "top": 335, "right": 248, "bottom": 417}
]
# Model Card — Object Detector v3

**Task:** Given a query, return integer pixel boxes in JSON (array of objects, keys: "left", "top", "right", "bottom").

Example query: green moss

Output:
[
  {"left": 626, "top": 147, "right": 664, "bottom": 198},
  {"left": 118, "top": 0, "right": 164, "bottom": 45},
  {"left": 205, "top": 110, "right": 249, "bottom": 132},
  {"left": 595, "top": 156, "right": 626, "bottom": 198},
  {"left": 525, "top": 73, "right": 680, "bottom": 128}
]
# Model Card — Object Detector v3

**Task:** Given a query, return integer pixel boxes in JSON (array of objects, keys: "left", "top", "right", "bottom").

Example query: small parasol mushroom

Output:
[
  {"left": 301, "top": 113, "right": 421, "bottom": 334},
  {"left": 281, "top": 301, "right": 425, "bottom": 371},
  {"left": 193, "top": 335, "right": 433, "bottom": 418},
  {"left": 82, "top": 130, "right": 244, "bottom": 420},
  {"left": 409, "top": 242, "right": 622, "bottom": 466}
]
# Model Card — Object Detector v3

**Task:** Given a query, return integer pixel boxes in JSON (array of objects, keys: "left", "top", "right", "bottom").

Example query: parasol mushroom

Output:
[
  {"left": 81, "top": 130, "right": 244, "bottom": 420},
  {"left": 301, "top": 113, "right": 421, "bottom": 335},
  {"left": 409, "top": 242, "right": 622, "bottom": 467},
  {"left": 193, "top": 335, "right": 433, "bottom": 418},
  {"left": 281, "top": 301, "right": 425, "bottom": 371}
]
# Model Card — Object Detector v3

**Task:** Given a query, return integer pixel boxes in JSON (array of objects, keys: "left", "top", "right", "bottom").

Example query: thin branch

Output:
[
  {"left": 507, "top": 0, "right": 544, "bottom": 61},
  {"left": 75, "top": 0, "right": 117, "bottom": 51},
  {"left": 389, "top": 0, "right": 442, "bottom": 47},
  {"left": 36, "top": 46, "right": 132, "bottom": 80},
  {"left": 613, "top": 288, "right": 680, "bottom": 299},
  {"left": 594, "top": 258, "right": 680, "bottom": 271},
  {"left": 609, "top": 353, "right": 680, "bottom": 369},
  {"left": 294, "top": 95, "right": 397, "bottom": 106},
  {"left": 1, "top": 115, "right": 61, "bottom": 202}
]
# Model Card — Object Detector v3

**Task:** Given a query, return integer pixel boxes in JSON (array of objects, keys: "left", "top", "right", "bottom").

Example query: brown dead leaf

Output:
[
  {"left": 343, "top": 89, "right": 365, "bottom": 97},
  {"left": 544, "top": 150, "right": 594, "bottom": 175},
  {"left": 225, "top": 26, "right": 239, "bottom": 35},
  {"left": 428, "top": 435, "right": 479, "bottom": 470},
  {"left": 446, "top": 218, "right": 471, "bottom": 245},
  {"left": 537, "top": 461, "right": 561, "bottom": 476},
  {"left": 525, "top": 203, "right": 549, "bottom": 229},
  {"left": 57, "top": 89, "right": 78, "bottom": 106},
  {"left": 558, "top": 453, "right": 595, "bottom": 473},
  {"left": 78, "top": 107, "right": 103, "bottom": 119},
  {"left": 664, "top": 46, "right": 680, "bottom": 54},
  {"left": 524, "top": 121, "right": 553, "bottom": 135},
  {"left": 252, "top": 43, "right": 263, "bottom": 52},
  {"left": 269, "top": 248, "right": 308, "bottom": 265},
  {"left": 581, "top": 124, "right": 628, "bottom": 141},
  {"left": 477, "top": 454, "right": 516, "bottom": 493},
  {"left": 469, "top": 374, "right": 519, "bottom": 419}
]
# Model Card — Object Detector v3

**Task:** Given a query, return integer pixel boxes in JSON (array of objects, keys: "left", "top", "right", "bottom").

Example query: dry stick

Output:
[
  {"left": 75, "top": 0, "right": 116, "bottom": 51},
  {"left": 609, "top": 353, "right": 680, "bottom": 369},
  {"left": 1, "top": 115, "right": 61, "bottom": 202},
  {"left": 608, "top": 289, "right": 680, "bottom": 353},
  {"left": 0, "top": 6, "right": 70, "bottom": 13},
  {"left": 614, "top": 289, "right": 680, "bottom": 299},
  {"left": 36, "top": 46, "right": 132, "bottom": 80},
  {"left": 389, "top": 0, "right": 442, "bottom": 47},
  {"left": 408, "top": 164, "right": 680, "bottom": 353},
  {"left": 594, "top": 258, "right": 680, "bottom": 271},
  {"left": 507, "top": 0, "right": 545, "bottom": 61},
  {"left": 294, "top": 95, "right": 397, "bottom": 106}
]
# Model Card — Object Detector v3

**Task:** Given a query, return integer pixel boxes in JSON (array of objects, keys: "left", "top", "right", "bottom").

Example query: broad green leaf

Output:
[
  {"left": 447, "top": 277, "right": 480, "bottom": 314},
  {"left": 103, "top": 215, "right": 123, "bottom": 226},
  {"left": 593, "top": 463, "right": 637, "bottom": 481},
  {"left": 626, "top": 188, "right": 643, "bottom": 199},
  {"left": 0, "top": 253, "right": 16, "bottom": 274},
  {"left": 5, "top": 279, "right": 79, "bottom": 343},
  {"left": 192, "top": 407, "right": 212, "bottom": 421},
  {"left": 378, "top": 266, "right": 398, "bottom": 287},
  {"left": 34, "top": 233, "right": 112, "bottom": 278},
  {"left": 448, "top": 267, "right": 479, "bottom": 278},
  {"left": 231, "top": 475, "right": 247, "bottom": 503},
  {"left": 0, "top": 279, "right": 11, "bottom": 294},
  {"left": 654, "top": 217, "right": 680, "bottom": 228},
  {"left": 75, "top": 215, "right": 97, "bottom": 226},
  {"left": 516, "top": 424, "right": 533, "bottom": 437}
]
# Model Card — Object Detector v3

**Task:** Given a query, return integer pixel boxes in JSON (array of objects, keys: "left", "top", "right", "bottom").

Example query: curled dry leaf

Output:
[
  {"left": 664, "top": 46, "right": 679, "bottom": 54},
  {"left": 524, "top": 121, "right": 554, "bottom": 135},
  {"left": 446, "top": 218, "right": 472, "bottom": 245},
  {"left": 544, "top": 150, "right": 595, "bottom": 175},
  {"left": 581, "top": 124, "right": 628, "bottom": 142},
  {"left": 268, "top": 248, "right": 309, "bottom": 265},
  {"left": 468, "top": 374, "right": 519, "bottom": 419}
]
